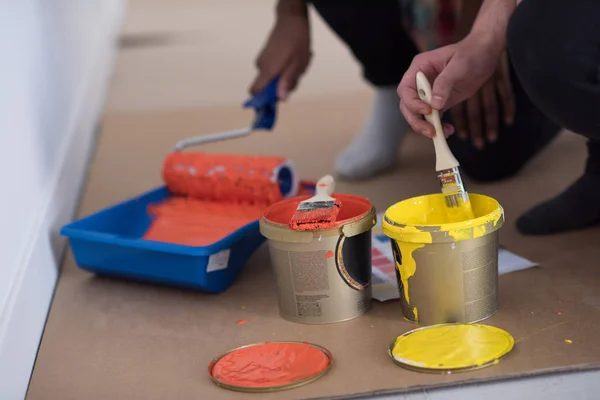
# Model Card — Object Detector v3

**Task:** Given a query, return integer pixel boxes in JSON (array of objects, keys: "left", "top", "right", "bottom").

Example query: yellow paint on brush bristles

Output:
[
  {"left": 391, "top": 324, "right": 514, "bottom": 371},
  {"left": 442, "top": 193, "right": 476, "bottom": 223}
]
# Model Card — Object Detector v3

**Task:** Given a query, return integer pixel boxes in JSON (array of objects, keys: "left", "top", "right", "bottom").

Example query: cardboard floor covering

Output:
[{"left": 27, "top": 93, "right": 600, "bottom": 399}]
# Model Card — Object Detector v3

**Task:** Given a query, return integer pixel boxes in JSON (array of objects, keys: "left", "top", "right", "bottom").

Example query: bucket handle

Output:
[{"left": 341, "top": 208, "right": 377, "bottom": 238}]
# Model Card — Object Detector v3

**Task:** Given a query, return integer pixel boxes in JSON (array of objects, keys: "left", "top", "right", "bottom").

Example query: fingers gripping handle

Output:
[
  {"left": 316, "top": 174, "right": 335, "bottom": 197},
  {"left": 416, "top": 72, "right": 459, "bottom": 171},
  {"left": 244, "top": 77, "right": 280, "bottom": 130}
]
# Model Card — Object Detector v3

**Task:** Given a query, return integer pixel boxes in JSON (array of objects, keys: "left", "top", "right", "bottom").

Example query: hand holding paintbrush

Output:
[{"left": 416, "top": 72, "right": 476, "bottom": 222}]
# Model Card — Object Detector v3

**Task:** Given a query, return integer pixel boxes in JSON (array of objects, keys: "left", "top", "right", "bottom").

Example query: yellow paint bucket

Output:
[{"left": 382, "top": 193, "right": 504, "bottom": 325}]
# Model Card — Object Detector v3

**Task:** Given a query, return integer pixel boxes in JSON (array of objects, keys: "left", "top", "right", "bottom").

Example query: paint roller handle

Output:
[
  {"left": 244, "top": 77, "right": 280, "bottom": 131},
  {"left": 172, "top": 78, "right": 280, "bottom": 151},
  {"left": 173, "top": 127, "right": 254, "bottom": 151},
  {"left": 416, "top": 72, "right": 459, "bottom": 172}
]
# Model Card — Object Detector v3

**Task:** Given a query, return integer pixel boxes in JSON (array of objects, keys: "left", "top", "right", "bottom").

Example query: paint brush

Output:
[
  {"left": 289, "top": 174, "right": 341, "bottom": 230},
  {"left": 415, "top": 72, "right": 475, "bottom": 220}
]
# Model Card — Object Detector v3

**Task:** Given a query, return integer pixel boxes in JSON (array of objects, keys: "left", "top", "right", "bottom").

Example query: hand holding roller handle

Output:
[{"left": 174, "top": 77, "right": 280, "bottom": 151}]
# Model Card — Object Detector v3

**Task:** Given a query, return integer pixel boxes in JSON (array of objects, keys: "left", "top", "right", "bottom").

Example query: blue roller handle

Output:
[{"left": 242, "top": 77, "right": 280, "bottom": 131}]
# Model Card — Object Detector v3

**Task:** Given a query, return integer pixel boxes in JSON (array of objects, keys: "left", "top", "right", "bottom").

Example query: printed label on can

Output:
[
  {"left": 269, "top": 236, "right": 372, "bottom": 323},
  {"left": 290, "top": 251, "right": 330, "bottom": 291},
  {"left": 207, "top": 249, "right": 231, "bottom": 272},
  {"left": 335, "top": 231, "right": 372, "bottom": 291},
  {"left": 288, "top": 251, "right": 331, "bottom": 318}
]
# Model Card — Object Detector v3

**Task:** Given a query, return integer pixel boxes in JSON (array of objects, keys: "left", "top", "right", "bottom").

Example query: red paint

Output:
[
  {"left": 143, "top": 152, "right": 287, "bottom": 246},
  {"left": 325, "top": 250, "right": 334, "bottom": 258},
  {"left": 263, "top": 194, "right": 372, "bottom": 230},
  {"left": 142, "top": 187, "right": 319, "bottom": 245},
  {"left": 143, "top": 197, "right": 265, "bottom": 246},
  {"left": 211, "top": 342, "right": 329, "bottom": 388},
  {"left": 237, "top": 319, "right": 248, "bottom": 325},
  {"left": 557, "top": 312, "right": 562, "bottom": 315}
]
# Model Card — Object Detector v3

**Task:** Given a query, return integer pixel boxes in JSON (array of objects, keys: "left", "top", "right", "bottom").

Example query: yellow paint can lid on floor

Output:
[{"left": 390, "top": 324, "right": 514, "bottom": 372}]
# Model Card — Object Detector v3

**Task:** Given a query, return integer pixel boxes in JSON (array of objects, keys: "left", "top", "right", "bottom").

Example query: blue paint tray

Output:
[{"left": 62, "top": 181, "right": 317, "bottom": 293}]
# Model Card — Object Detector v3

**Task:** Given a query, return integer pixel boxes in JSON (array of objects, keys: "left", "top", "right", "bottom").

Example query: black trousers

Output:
[{"left": 310, "top": 0, "right": 600, "bottom": 181}]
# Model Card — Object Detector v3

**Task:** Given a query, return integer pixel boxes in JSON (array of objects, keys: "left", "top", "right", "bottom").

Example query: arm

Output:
[
  {"left": 249, "top": 0, "right": 311, "bottom": 98},
  {"left": 451, "top": 0, "right": 516, "bottom": 145},
  {"left": 470, "top": 0, "right": 518, "bottom": 53}
]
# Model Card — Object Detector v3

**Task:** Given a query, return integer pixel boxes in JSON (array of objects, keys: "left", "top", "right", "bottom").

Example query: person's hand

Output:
[
  {"left": 450, "top": 51, "right": 515, "bottom": 149},
  {"left": 249, "top": 10, "right": 311, "bottom": 100},
  {"left": 398, "top": 32, "right": 503, "bottom": 138}
]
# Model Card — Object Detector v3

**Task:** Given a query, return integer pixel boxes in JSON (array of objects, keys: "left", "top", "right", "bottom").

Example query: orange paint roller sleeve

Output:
[{"left": 162, "top": 152, "right": 298, "bottom": 204}]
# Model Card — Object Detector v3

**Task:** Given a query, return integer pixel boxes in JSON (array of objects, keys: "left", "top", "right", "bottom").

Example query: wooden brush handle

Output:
[
  {"left": 416, "top": 72, "right": 459, "bottom": 171},
  {"left": 316, "top": 174, "right": 335, "bottom": 197}
]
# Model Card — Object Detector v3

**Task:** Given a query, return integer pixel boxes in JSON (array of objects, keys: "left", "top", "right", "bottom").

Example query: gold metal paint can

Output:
[
  {"left": 208, "top": 341, "right": 333, "bottom": 392},
  {"left": 382, "top": 193, "right": 505, "bottom": 325},
  {"left": 260, "top": 194, "right": 376, "bottom": 324}
]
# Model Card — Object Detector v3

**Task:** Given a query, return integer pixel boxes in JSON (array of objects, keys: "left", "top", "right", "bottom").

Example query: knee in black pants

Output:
[
  {"left": 310, "top": 0, "right": 418, "bottom": 86},
  {"left": 507, "top": 0, "right": 600, "bottom": 138}
]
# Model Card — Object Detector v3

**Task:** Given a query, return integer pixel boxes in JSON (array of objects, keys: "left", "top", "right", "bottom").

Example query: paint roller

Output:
[
  {"left": 143, "top": 78, "right": 301, "bottom": 247},
  {"left": 162, "top": 77, "right": 299, "bottom": 205}
]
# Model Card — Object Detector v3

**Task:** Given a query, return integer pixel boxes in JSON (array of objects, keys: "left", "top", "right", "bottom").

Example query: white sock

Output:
[{"left": 335, "top": 86, "right": 408, "bottom": 180}]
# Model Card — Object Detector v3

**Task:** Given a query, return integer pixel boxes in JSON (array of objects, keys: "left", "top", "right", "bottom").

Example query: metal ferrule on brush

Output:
[
  {"left": 296, "top": 201, "right": 336, "bottom": 211},
  {"left": 438, "top": 167, "right": 469, "bottom": 208}
]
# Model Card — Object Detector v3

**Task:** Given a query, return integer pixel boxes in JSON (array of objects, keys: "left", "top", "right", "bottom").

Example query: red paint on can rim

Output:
[{"left": 262, "top": 194, "right": 372, "bottom": 229}]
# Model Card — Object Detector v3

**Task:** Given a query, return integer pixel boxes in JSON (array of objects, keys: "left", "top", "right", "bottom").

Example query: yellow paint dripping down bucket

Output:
[{"left": 382, "top": 193, "right": 504, "bottom": 325}]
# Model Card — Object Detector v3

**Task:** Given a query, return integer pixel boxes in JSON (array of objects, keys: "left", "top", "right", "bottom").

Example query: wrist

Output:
[
  {"left": 469, "top": 0, "right": 516, "bottom": 51},
  {"left": 467, "top": 28, "right": 505, "bottom": 57},
  {"left": 276, "top": 0, "right": 308, "bottom": 18}
]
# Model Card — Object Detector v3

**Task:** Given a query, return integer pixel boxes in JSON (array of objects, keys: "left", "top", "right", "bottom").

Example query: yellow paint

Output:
[
  {"left": 442, "top": 195, "right": 476, "bottom": 223},
  {"left": 447, "top": 207, "right": 503, "bottom": 242},
  {"left": 382, "top": 193, "right": 504, "bottom": 244},
  {"left": 396, "top": 241, "right": 424, "bottom": 304},
  {"left": 391, "top": 324, "right": 514, "bottom": 370},
  {"left": 565, "top": 339, "right": 573, "bottom": 344}
]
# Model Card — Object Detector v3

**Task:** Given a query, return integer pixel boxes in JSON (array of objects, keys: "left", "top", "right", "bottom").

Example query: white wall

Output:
[{"left": 0, "top": 1, "right": 124, "bottom": 399}]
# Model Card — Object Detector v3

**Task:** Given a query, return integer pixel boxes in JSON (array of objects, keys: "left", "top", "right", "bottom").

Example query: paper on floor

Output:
[{"left": 370, "top": 212, "right": 538, "bottom": 302}]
